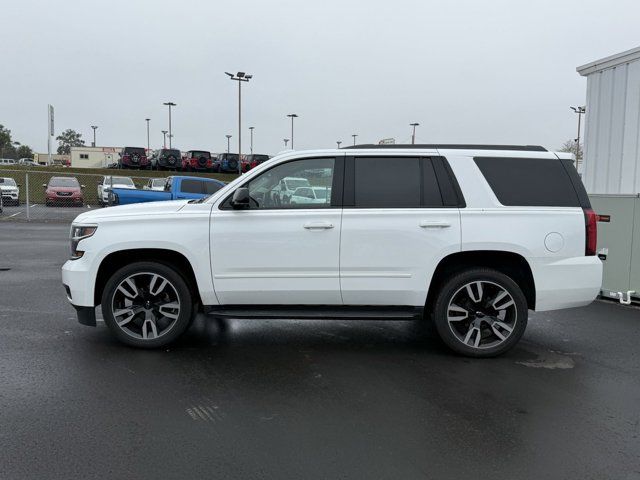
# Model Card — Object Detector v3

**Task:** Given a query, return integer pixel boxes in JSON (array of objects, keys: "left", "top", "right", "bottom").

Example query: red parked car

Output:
[
  {"left": 240, "top": 154, "right": 270, "bottom": 172},
  {"left": 182, "top": 150, "right": 213, "bottom": 172},
  {"left": 44, "top": 176, "right": 85, "bottom": 207}
]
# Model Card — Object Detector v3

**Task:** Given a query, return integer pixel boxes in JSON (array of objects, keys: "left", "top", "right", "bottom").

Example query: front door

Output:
[{"left": 211, "top": 156, "right": 343, "bottom": 305}]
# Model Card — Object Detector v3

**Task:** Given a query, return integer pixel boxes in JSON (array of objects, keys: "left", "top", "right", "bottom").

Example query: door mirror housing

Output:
[
  {"left": 42, "top": 183, "right": 47, "bottom": 188},
  {"left": 231, "top": 188, "right": 251, "bottom": 209}
]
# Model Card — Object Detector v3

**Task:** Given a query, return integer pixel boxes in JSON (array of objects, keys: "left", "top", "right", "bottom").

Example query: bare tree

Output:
[{"left": 559, "top": 139, "right": 583, "bottom": 162}]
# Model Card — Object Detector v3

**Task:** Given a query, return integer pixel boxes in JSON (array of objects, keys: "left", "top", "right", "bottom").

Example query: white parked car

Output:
[
  {"left": 0, "top": 177, "right": 20, "bottom": 206},
  {"left": 275, "top": 176, "right": 311, "bottom": 204},
  {"left": 143, "top": 178, "right": 166, "bottom": 191},
  {"left": 18, "top": 158, "right": 39, "bottom": 167},
  {"left": 290, "top": 186, "right": 331, "bottom": 205},
  {"left": 62, "top": 144, "right": 602, "bottom": 357},
  {"left": 0, "top": 159, "right": 17, "bottom": 166},
  {"left": 97, "top": 176, "right": 135, "bottom": 205}
]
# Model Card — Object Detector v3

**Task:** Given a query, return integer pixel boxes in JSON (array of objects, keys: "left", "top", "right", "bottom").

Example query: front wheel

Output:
[
  {"left": 432, "top": 268, "right": 528, "bottom": 358},
  {"left": 101, "top": 262, "right": 194, "bottom": 348}
]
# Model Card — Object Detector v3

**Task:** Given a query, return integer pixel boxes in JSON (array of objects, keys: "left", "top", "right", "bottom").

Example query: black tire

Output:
[
  {"left": 431, "top": 268, "right": 528, "bottom": 358},
  {"left": 101, "top": 261, "right": 194, "bottom": 348}
]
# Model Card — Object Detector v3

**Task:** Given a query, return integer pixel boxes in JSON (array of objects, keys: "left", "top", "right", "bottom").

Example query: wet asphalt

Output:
[{"left": 0, "top": 223, "right": 639, "bottom": 480}]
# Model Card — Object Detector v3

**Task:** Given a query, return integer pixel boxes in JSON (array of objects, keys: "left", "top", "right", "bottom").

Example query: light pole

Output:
[
  {"left": 337, "top": 141, "right": 342, "bottom": 148},
  {"left": 226, "top": 134, "right": 232, "bottom": 154},
  {"left": 352, "top": 134, "right": 358, "bottom": 146},
  {"left": 570, "top": 106, "right": 586, "bottom": 169},
  {"left": 249, "top": 126, "right": 255, "bottom": 155},
  {"left": 283, "top": 138, "right": 289, "bottom": 148},
  {"left": 287, "top": 113, "right": 298, "bottom": 149},
  {"left": 163, "top": 102, "right": 176, "bottom": 148},
  {"left": 161, "top": 130, "right": 168, "bottom": 148},
  {"left": 410, "top": 123, "right": 419, "bottom": 144},
  {"left": 145, "top": 118, "right": 150, "bottom": 152},
  {"left": 91, "top": 125, "right": 98, "bottom": 147},
  {"left": 225, "top": 71, "right": 252, "bottom": 175}
]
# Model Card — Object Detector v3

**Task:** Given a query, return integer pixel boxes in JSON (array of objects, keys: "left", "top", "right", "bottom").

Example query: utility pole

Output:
[
  {"left": 283, "top": 138, "right": 289, "bottom": 148},
  {"left": 287, "top": 114, "right": 298, "bottom": 149},
  {"left": 161, "top": 130, "right": 168, "bottom": 148},
  {"left": 570, "top": 106, "right": 586, "bottom": 169},
  {"left": 91, "top": 125, "right": 98, "bottom": 147},
  {"left": 410, "top": 123, "right": 419, "bottom": 144},
  {"left": 145, "top": 118, "right": 151, "bottom": 152},
  {"left": 352, "top": 134, "right": 358, "bottom": 146},
  {"left": 225, "top": 72, "right": 252, "bottom": 175},
  {"left": 226, "top": 134, "right": 232, "bottom": 153},
  {"left": 163, "top": 102, "right": 176, "bottom": 148},
  {"left": 249, "top": 126, "right": 255, "bottom": 155},
  {"left": 336, "top": 141, "right": 342, "bottom": 148}
]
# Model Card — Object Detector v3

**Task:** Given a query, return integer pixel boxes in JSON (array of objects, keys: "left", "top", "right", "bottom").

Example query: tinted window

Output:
[
  {"left": 354, "top": 157, "right": 422, "bottom": 208},
  {"left": 181, "top": 179, "right": 203, "bottom": 194},
  {"left": 190, "top": 151, "right": 210, "bottom": 158},
  {"left": 474, "top": 157, "right": 581, "bottom": 207},
  {"left": 124, "top": 147, "right": 145, "bottom": 155},
  {"left": 203, "top": 181, "right": 223, "bottom": 194},
  {"left": 162, "top": 149, "right": 181, "bottom": 157}
]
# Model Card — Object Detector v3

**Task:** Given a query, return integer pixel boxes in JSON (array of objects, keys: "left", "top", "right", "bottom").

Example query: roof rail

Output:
[{"left": 344, "top": 144, "right": 548, "bottom": 152}]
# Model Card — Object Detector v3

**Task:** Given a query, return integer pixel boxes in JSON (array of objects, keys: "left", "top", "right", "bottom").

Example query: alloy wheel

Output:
[
  {"left": 446, "top": 280, "right": 517, "bottom": 350},
  {"left": 111, "top": 272, "right": 181, "bottom": 340}
]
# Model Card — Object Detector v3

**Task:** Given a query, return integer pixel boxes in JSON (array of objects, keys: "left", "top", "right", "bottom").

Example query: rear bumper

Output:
[{"left": 532, "top": 256, "right": 603, "bottom": 311}]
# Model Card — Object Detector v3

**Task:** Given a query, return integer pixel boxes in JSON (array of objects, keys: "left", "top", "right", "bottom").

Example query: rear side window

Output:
[
  {"left": 354, "top": 157, "right": 422, "bottom": 208},
  {"left": 474, "top": 157, "right": 581, "bottom": 207},
  {"left": 181, "top": 179, "right": 202, "bottom": 194}
]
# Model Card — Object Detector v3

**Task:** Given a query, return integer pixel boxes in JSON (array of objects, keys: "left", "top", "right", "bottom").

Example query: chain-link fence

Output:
[{"left": 0, "top": 168, "right": 234, "bottom": 222}]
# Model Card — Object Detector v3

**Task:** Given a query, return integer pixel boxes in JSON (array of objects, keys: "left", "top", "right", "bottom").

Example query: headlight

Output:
[{"left": 70, "top": 225, "right": 97, "bottom": 260}]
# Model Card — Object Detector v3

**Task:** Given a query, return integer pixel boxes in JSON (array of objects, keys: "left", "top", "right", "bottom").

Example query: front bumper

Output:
[
  {"left": 1, "top": 191, "right": 19, "bottom": 201},
  {"left": 63, "top": 255, "right": 99, "bottom": 326}
]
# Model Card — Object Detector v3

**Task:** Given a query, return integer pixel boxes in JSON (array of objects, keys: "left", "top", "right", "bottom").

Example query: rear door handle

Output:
[
  {"left": 304, "top": 222, "right": 334, "bottom": 230},
  {"left": 419, "top": 221, "right": 451, "bottom": 228}
]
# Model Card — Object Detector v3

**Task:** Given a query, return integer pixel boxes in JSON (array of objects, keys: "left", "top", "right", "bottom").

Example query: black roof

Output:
[{"left": 344, "top": 144, "right": 547, "bottom": 152}]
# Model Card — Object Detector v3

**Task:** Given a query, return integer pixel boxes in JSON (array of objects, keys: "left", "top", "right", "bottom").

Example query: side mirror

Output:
[
  {"left": 231, "top": 187, "right": 251, "bottom": 209},
  {"left": 81, "top": 185, "right": 85, "bottom": 189},
  {"left": 42, "top": 183, "right": 47, "bottom": 188},
  {"left": 17, "top": 184, "right": 21, "bottom": 188}
]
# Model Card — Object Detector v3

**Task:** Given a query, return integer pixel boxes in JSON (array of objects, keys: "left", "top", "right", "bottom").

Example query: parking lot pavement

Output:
[
  {"left": 1, "top": 203, "right": 98, "bottom": 222},
  {"left": 0, "top": 222, "right": 639, "bottom": 480}
]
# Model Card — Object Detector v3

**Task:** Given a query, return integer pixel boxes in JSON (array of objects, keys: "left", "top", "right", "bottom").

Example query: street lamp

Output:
[
  {"left": 570, "top": 106, "right": 586, "bottom": 169},
  {"left": 91, "top": 125, "right": 98, "bottom": 147},
  {"left": 287, "top": 114, "right": 298, "bottom": 149},
  {"left": 283, "top": 138, "right": 289, "bottom": 148},
  {"left": 226, "top": 134, "right": 232, "bottom": 154},
  {"left": 225, "top": 71, "right": 252, "bottom": 175},
  {"left": 163, "top": 102, "right": 176, "bottom": 148},
  {"left": 145, "top": 118, "right": 151, "bottom": 152},
  {"left": 352, "top": 134, "right": 358, "bottom": 146},
  {"left": 161, "top": 130, "right": 168, "bottom": 148},
  {"left": 249, "top": 126, "right": 255, "bottom": 155},
  {"left": 336, "top": 141, "right": 342, "bottom": 148},
  {"left": 410, "top": 123, "right": 419, "bottom": 144}
]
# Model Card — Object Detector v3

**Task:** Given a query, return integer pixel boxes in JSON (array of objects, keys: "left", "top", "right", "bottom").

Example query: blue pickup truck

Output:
[{"left": 110, "top": 176, "right": 225, "bottom": 205}]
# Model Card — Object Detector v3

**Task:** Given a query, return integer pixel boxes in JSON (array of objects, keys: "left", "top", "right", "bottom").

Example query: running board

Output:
[{"left": 203, "top": 305, "right": 423, "bottom": 320}]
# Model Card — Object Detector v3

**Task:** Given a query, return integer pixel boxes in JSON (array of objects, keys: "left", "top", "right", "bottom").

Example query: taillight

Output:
[{"left": 583, "top": 208, "right": 597, "bottom": 256}]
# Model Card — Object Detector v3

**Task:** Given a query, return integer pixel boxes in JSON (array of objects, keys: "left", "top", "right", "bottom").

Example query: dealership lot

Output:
[
  {"left": 1, "top": 203, "right": 98, "bottom": 222},
  {"left": 0, "top": 222, "right": 639, "bottom": 479}
]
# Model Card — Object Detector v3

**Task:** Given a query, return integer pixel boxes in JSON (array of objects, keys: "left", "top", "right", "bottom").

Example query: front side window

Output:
[{"left": 237, "top": 157, "right": 335, "bottom": 209}]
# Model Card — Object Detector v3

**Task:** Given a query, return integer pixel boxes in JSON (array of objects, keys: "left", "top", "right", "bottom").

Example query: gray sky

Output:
[{"left": 2, "top": 0, "right": 640, "bottom": 155}]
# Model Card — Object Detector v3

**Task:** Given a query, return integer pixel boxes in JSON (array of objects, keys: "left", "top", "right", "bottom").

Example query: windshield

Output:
[
  {"left": 152, "top": 179, "right": 165, "bottom": 187},
  {"left": 49, "top": 177, "right": 79, "bottom": 187},
  {"left": 0, "top": 178, "right": 17, "bottom": 186},
  {"left": 285, "top": 179, "right": 310, "bottom": 189},
  {"left": 110, "top": 177, "right": 134, "bottom": 186}
]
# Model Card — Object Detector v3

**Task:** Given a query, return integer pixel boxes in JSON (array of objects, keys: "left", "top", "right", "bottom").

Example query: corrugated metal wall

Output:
[{"left": 583, "top": 60, "right": 640, "bottom": 194}]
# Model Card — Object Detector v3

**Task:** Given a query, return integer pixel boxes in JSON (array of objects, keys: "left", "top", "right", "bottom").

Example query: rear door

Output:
[{"left": 340, "top": 154, "right": 462, "bottom": 306}]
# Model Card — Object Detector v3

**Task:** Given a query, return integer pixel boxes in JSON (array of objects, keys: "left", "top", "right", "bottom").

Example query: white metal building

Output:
[
  {"left": 70, "top": 146, "right": 122, "bottom": 168},
  {"left": 577, "top": 46, "right": 640, "bottom": 194}
]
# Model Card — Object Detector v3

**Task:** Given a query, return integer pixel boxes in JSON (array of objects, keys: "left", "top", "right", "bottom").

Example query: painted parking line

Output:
[
  {"left": 5, "top": 212, "right": 22, "bottom": 219},
  {"left": 30, "top": 204, "right": 37, "bottom": 207}
]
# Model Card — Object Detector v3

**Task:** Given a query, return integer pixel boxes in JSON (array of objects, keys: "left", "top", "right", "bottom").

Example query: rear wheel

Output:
[
  {"left": 432, "top": 268, "right": 528, "bottom": 357},
  {"left": 101, "top": 262, "right": 194, "bottom": 348}
]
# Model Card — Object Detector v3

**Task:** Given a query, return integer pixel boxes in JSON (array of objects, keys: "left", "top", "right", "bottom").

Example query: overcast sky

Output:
[{"left": 1, "top": 0, "right": 639, "bottom": 155}]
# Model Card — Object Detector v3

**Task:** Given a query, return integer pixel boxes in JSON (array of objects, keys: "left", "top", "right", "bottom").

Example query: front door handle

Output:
[
  {"left": 304, "top": 222, "right": 334, "bottom": 230},
  {"left": 419, "top": 221, "right": 451, "bottom": 228}
]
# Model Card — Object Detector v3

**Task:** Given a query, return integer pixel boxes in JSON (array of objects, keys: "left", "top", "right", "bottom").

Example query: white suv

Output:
[{"left": 62, "top": 145, "right": 602, "bottom": 357}]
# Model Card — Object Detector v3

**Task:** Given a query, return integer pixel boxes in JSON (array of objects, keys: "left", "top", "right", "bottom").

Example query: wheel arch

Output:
[
  {"left": 426, "top": 250, "right": 536, "bottom": 312},
  {"left": 94, "top": 248, "right": 202, "bottom": 307}
]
